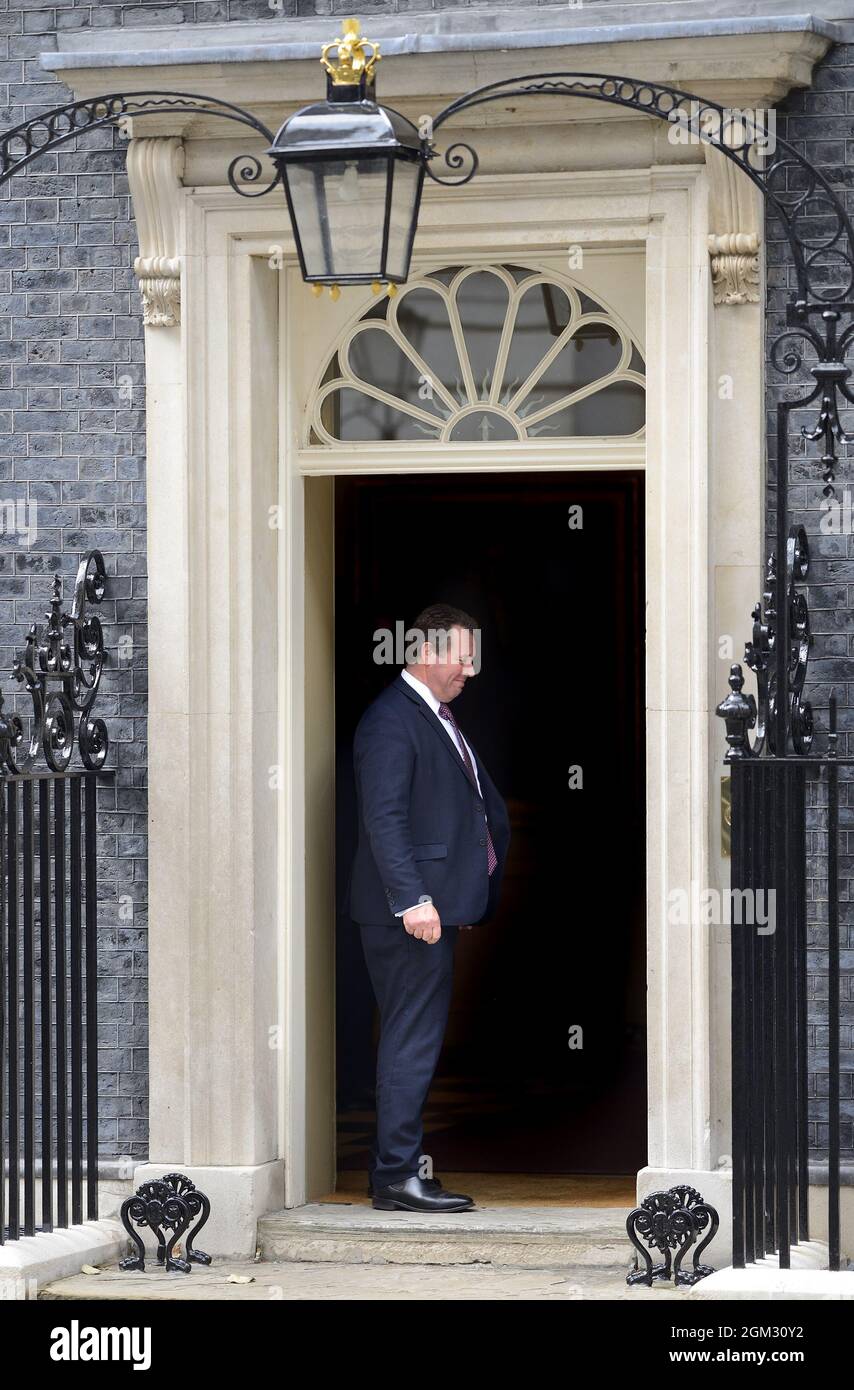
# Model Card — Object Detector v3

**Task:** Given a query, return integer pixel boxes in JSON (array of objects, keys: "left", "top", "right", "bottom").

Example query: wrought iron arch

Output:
[
  {"left": 0, "top": 90, "right": 282, "bottom": 198},
  {"left": 4, "top": 72, "right": 852, "bottom": 304},
  {"left": 1, "top": 69, "right": 851, "bottom": 750},
  {"left": 430, "top": 73, "right": 854, "bottom": 310}
]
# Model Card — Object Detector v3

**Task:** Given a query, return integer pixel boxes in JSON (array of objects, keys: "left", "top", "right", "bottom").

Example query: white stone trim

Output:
[
  {"left": 0, "top": 1220, "right": 126, "bottom": 1300},
  {"left": 42, "top": 22, "right": 833, "bottom": 128},
  {"left": 125, "top": 136, "right": 185, "bottom": 328},
  {"left": 689, "top": 1259, "right": 854, "bottom": 1299},
  {"left": 146, "top": 192, "right": 283, "bottom": 1197},
  {"left": 132, "top": 1164, "right": 285, "bottom": 1260},
  {"left": 297, "top": 439, "right": 646, "bottom": 476},
  {"left": 643, "top": 165, "right": 714, "bottom": 1177},
  {"left": 130, "top": 156, "right": 762, "bottom": 1238}
]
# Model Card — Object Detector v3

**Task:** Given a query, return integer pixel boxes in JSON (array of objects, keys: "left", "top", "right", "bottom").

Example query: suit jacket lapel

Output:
[{"left": 392, "top": 675, "right": 483, "bottom": 799}]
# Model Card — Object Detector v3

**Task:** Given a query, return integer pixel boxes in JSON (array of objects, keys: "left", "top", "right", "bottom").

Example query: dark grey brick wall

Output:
[
  {"left": 766, "top": 41, "right": 854, "bottom": 1161},
  {"left": 1, "top": 3, "right": 152, "bottom": 1164}
]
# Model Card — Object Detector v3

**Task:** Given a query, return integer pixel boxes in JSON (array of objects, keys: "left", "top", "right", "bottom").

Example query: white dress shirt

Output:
[
  {"left": 395, "top": 668, "right": 485, "bottom": 920},
  {"left": 400, "top": 668, "right": 483, "bottom": 796}
]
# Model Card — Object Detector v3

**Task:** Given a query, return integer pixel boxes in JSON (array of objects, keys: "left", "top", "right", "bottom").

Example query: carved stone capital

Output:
[
  {"left": 707, "top": 231, "right": 761, "bottom": 306},
  {"left": 704, "top": 146, "right": 762, "bottom": 306},
  {"left": 126, "top": 137, "right": 185, "bottom": 328}
]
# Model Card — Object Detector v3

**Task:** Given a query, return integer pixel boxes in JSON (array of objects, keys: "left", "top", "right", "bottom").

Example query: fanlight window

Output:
[{"left": 307, "top": 264, "right": 645, "bottom": 445}]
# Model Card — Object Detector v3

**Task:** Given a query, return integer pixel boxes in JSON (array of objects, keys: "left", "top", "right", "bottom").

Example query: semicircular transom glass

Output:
[{"left": 307, "top": 264, "right": 646, "bottom": 445}]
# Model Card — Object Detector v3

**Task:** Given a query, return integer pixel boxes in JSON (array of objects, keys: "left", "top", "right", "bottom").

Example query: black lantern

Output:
[{"left": 267, "top": 20, "right": 425, "bottom": 290}]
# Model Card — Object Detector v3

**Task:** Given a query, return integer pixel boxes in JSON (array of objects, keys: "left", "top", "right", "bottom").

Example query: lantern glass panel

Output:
[
  {"left": 286, "top": 157, "right": 390, "bottom": 279},
  {"left": 384, "top": 160, "right": 423, "bottom": 282}
]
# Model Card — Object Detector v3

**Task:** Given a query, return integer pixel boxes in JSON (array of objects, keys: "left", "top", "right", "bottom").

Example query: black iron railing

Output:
[
  {"left": 720, "top": 595, "right": 848, "bottom": 1271},
  {"left": 0, "top": 553, "right": 110, "bottom": 1243},
  {"left": 0, "top": 770, "right": 111, "bottom": 1238},
  {"left": 724, "top": 727, "right": 848, "bottom": 1270}
]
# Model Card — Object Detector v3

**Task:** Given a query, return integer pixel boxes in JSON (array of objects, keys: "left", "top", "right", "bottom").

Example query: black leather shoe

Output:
[
  {"left": 371, "top": 1175, "right": 474, "bottom": 1212},
  {"left": 367, "top": 1173, "right": 441, "bottom": 1197}
]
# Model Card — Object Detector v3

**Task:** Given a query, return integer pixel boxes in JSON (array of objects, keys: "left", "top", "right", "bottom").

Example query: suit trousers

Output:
[{"left": 358, "top": 920, "right": 459, "bottom": 1188}]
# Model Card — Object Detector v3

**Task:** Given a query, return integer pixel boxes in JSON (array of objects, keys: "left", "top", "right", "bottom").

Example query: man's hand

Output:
[{"left": 402, "top": 902, "right": 442, "bottom": 944}]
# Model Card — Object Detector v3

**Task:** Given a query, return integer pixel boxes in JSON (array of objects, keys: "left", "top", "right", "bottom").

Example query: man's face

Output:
[{"left": 422, "top": 625, "right": 477, "bottom": 703}]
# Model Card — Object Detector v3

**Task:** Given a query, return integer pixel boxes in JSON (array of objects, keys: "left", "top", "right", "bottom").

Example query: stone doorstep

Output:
[{"left": 257, "top": 1203, "right": 633, "bottom": 1269}]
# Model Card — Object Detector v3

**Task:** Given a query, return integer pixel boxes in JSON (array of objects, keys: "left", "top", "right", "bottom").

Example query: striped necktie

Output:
[{"left": 438, "top": 703, "right": 498, "bottom": 876}]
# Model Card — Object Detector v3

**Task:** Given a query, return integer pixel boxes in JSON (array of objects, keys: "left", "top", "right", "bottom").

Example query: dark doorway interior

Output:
[{"left": 334, "top": 471, "right": 646, "bottom": 1176}]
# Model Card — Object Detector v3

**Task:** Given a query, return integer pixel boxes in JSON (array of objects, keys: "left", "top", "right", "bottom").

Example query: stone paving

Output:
[
  {"left": 38, "top": 1198, "right": 693, "bottom": 1300},
  {"left": 41, "top": 1257, "right": 687, "bottom": 1301}
]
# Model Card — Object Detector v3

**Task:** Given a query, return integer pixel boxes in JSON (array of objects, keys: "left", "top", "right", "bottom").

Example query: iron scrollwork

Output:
[
  {"left": 11, "top": 72, "right": 854, "bottom": 305},
  {"left": 429, "top": 73, "right": 854, "bottom": 309},
  {"left": 787, "top": 527, "right": 814, "bottom": 755},
  {"left": 226, "top": 152, "right": 283, "bottom": 199},
  {"left": 769, "top": 314, "right": 854, "bottom": 498},
  {"left": 119, "top": 1172, "right": 212, "bottom": 1274},
  {"left": 0, "top": 90, "right": 277, "bottom": 202},
  {"left": 716, "top": 527, "right": 814, "bottom": 760},
  {"left": 424, "top": 142, "right": 479, "bottom": 187},
  {"left": 626, "top": 1185, "right": 719, "bottom": 1288},
  {"left": 0, "top": 550, "right": 110, "bottom": 774}
]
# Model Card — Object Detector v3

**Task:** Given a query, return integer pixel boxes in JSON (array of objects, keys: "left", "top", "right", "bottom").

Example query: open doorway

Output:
[{"left": 333, "top": 470, "right": 646, "bottom": 1186}]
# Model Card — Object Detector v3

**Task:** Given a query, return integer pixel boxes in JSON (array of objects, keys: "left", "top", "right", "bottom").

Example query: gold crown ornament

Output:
[{"left": 320, "top": 19, "right": 381, "bottom": 87}]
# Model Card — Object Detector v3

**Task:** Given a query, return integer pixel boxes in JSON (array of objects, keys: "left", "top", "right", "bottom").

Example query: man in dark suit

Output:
[{"left": 350, "top": 603, "right": 510, "bottom": 1213}]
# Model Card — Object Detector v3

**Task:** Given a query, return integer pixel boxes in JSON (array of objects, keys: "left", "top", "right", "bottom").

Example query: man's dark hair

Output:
[
  {"left": 406, "top": 603, "right": 479, "bottom": 664},
  {"left": 410, "top": 603, "right": 478, "bottom": 638}
]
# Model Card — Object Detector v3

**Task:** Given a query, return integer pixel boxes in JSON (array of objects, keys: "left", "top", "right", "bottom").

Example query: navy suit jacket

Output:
[{"left": 349, "top": 674, "right": 511, "bottom": 926}]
